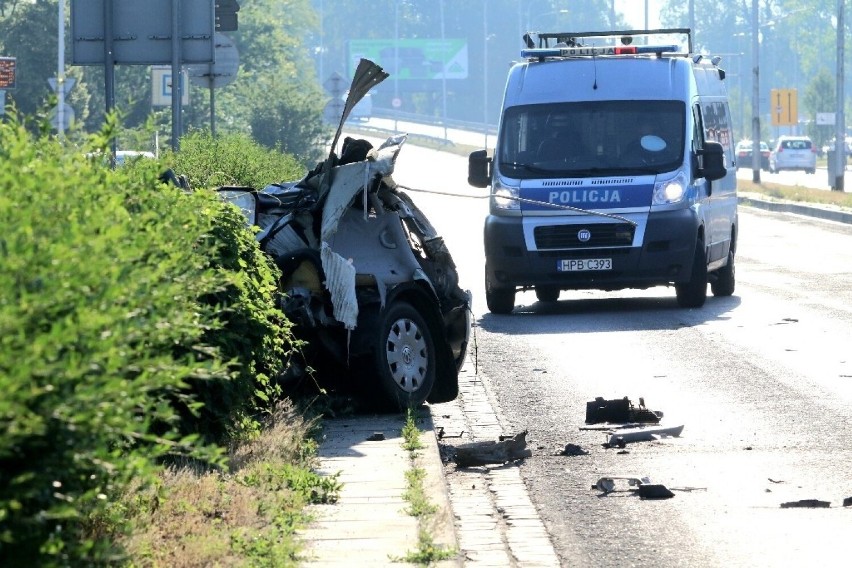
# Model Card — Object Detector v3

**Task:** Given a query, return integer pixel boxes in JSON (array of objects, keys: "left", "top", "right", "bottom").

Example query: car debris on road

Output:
[
  {"left": 593, "top": 476, "right": 676, "bottom": 499},
  {"left": 585, "top": 396, "right": 663, "bottom": 424},
  {"left": 450, "top": 431, "right": 532, "bottom": 467}
]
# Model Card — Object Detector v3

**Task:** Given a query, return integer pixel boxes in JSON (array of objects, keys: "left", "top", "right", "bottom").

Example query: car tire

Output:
[
  {"left": 711, "top": 248, "right": 736, "bottom": 297},
  {"left": 807, "top": 168, "right": 815, "bottom": 174},
  {"left": 535, "top": 286, "right": 560, "bottom": 303},
  {"left": 373, "top": 300, "right": 436, "bottom": 411},
  {"left": 485, "top": 276, "right": 515, "bottom": 314},
  {"left": 676, "top": 237, "right": 708, "bottom": 308}
]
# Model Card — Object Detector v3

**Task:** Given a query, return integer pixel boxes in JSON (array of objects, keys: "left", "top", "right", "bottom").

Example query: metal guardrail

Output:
[{"left": 371, "top": 107, "right": 498, "bottom": 137}]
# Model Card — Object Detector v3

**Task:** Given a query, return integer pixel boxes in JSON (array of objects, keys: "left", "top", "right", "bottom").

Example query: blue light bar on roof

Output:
[{"left": 521, "top": 44, "right": 680, "bottom": 59}]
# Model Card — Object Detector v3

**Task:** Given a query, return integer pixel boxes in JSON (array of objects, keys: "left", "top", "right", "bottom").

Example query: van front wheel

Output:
[
  {"left": 486, "top": 276, "right": 515, "bottom": 314},
  {"left": 676, "top": 238, "right": 708, "bottom": 308}
]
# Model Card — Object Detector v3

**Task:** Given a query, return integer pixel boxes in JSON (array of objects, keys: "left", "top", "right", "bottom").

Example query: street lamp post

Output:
[
  {"left": 751, "top": 0, "right": 761, "bottom": 182},
  {"left": 833, "top": 0, "right": 845, "bottom": 192}
]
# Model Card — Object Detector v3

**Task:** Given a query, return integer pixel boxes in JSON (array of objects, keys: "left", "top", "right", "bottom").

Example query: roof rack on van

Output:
[{"left": 521, "top": 28, "right": 692, "bottom": 61}]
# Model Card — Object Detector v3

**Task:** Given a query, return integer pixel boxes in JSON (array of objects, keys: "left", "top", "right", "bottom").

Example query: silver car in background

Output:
[{"left": 769, "top": 136, "right": 817, "bottom": 174}]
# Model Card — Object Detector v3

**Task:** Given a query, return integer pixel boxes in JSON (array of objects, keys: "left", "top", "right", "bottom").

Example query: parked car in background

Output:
[
  {"left": 769, "top": 136, "right": 816, "bottom": 174},
  {"left": 735, "top": 140, "right": 769, "bottom": 170}
]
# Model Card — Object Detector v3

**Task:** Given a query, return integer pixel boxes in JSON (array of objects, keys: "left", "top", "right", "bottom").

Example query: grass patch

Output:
[
  {"left": 395, "top": 409, "right": 457, "bottom": 565},
  {"left": 118, "top": 400, "right": 341, "bottom": 566},
  {"left": 397, "top": 531, "right": 458, "bottom": 565},
  {"left": 738, "top": 178, "right": 852, "bottom": 209}
]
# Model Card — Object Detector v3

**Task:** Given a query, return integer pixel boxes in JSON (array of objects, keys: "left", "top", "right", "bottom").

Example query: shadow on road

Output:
[{"left": 476, "top": 293, "right": 743, "bottom": 336}]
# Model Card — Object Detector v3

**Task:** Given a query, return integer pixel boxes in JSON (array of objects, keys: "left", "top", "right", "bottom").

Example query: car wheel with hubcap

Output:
[
  {"left": 374, "top": 300, "right": 436, "bottom": 411},
  {"left": 676, "top": 238, "right": 708, "bottom": 308}
]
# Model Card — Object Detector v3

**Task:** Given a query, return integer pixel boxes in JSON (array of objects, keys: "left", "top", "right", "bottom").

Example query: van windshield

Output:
[{"left": 498, "top": 101, "right": 686, "bottom": 178}]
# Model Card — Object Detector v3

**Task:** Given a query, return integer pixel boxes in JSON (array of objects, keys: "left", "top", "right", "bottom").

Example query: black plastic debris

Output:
[
  {"left": 365, "top": 432, "right": 385, "bottom": 441},
  {"left": 560, "top": 443, "right": 589, "bottom": 456},
  {"left": 638, "top": 484, "right": 675, "bottom": 499},
  {"left": 780, "top": 499, "right": 831, "bottom": 508},
  {"left": 843, "top": 497, "right": 852, "bottom": 507},
  {"left": 585, "top": 396, "right": 663, "bottom": 424}
]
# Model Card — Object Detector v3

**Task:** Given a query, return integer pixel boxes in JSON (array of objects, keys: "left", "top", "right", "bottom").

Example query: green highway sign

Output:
[{"left": 348, "top": 39, "right": 468, "bottom": 80}]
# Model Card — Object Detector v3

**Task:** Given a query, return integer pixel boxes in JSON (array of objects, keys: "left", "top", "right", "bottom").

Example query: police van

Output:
[{"left": 468, "top": 29, "right": 737, "bottom": 314}]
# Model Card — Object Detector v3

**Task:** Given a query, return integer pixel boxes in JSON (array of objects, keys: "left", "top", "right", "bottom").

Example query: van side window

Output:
[{"left": 702, "top": 102, "right": 733, "bottom": 156}]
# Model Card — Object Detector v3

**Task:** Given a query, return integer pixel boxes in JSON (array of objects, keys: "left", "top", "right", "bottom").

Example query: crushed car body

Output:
[{"left": 217, "top": 60, "right": 470, "bottom": 409}]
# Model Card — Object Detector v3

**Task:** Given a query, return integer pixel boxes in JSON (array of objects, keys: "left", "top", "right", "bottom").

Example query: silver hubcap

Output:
[{"left": 385, "top": 317, "right": 428, "bottom": 393}]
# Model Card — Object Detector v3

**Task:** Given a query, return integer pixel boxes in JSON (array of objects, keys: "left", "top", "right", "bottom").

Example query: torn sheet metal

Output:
[
  {"left": 320, "top": 242, "right": 358, "bottom": 330},
  {"left": 325, "top": 208, "right": 423, "bottom": 310},
  {"left": 607, "top": 424, "right": 684, "bottom": 447}
]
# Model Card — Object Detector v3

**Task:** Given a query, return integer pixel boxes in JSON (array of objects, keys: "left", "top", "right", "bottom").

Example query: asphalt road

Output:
[{"left": 385, "top": 138, "right": 852, "bottom": 567}]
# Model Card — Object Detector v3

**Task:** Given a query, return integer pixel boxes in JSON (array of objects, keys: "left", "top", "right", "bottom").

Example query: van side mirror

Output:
[
  {"left": 697, "top": 141, "right": 727, "bottom": 182},
  {"left": 468, "top": 149, "right": 492, "bottom": 188}
]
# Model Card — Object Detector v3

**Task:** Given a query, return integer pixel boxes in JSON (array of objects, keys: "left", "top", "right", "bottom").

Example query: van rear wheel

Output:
[
  {"left": 676, "top": 238, "right": 708, "bottom": 308},
  {"left": 711, "top": 249, "right": 736, "bottom": 297},
  {"left": 535, "top": 286, "right": 560, "bottom": 302}
]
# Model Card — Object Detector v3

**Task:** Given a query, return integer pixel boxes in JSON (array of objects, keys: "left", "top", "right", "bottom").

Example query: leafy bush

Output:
[
  {"left": 0, "top": 119, "right": 297, "bottom": 563},
  {"left": 165, "top": 130, "right": 306, "bottom": 189}
]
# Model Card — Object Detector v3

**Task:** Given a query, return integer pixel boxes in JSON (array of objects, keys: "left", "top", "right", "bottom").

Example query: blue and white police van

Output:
[{"left": 469, "top": 29, "right": 737, "bottom": 314}]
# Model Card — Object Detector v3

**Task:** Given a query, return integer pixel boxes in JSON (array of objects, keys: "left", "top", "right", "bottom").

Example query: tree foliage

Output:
[
  {"left": 0, "top": 0, "right": 327, "bottom": 161},
  {"left": 0, "top": 115, "right": 300, "bottom": 564}
]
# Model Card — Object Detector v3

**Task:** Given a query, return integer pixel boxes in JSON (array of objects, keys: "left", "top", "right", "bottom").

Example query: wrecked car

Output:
[{"left": 217, "top": 60, "right": 470, "bottom": 410}]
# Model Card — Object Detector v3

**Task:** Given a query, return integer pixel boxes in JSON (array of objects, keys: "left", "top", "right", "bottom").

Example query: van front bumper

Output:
[{"left": 484, "top": 210, "right": 699, "bottom": 290}]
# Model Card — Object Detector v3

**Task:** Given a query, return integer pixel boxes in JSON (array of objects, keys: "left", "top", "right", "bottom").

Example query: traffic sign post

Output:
[
  {"left": 187, "top": 32, "right": 240, "bottom": 136},
  {"left": 0, "top": 57, "right": 16, "bottom": 89},
  {"left": 151, "top": 67, "right": 190, "bottom": 106},
  {"left": 770, "top": 88, "right": 798, "bottom": 127},
  {"left": 215, "top": 0, "right": 240, "bottom": 31},
  {"left": 322, "top": 72, "right": 347, "bottom": 124}
]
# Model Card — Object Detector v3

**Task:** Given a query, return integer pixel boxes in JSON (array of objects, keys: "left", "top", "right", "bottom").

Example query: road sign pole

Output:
[
  {"left": 210, "top": 82, "right": 216, "bottom": 137},
  {"left": 104, "top": 0, "right": 117, "bottom": 166},
  {"left": 57, "top": 0, "right": 65, "bottom": 138},
  {"left": 171, "top": 0, "right": 182, "bottom": 151}
]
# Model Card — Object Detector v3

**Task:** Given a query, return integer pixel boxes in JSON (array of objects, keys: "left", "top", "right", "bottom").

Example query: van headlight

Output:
[
  {"left": 492, "top": 178, "right": 520, "bottom": 211},
  {"left": 652, "top": 171, "right": 687, "bottom": 205}
]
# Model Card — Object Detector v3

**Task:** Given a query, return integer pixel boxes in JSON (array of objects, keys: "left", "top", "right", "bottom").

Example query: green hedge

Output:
[
  {"left": 0, "top": 122, "right": 298, "bottom": 564},
  {"left": 166, "top": 130, "right": 306, "bottom": 189}
]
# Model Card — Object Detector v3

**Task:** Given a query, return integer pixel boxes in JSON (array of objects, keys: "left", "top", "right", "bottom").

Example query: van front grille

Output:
[{"left": 534, "top": 223, "right": 635, "bottom": 249}]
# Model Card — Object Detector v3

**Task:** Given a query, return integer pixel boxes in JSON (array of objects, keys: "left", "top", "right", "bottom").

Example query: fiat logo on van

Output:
[{"left": 577, "top": 228, "right": 592, "bottom": 242}]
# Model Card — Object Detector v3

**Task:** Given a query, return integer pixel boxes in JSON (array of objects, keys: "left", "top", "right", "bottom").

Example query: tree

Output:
[
  {"left": 1, "top": 1, "right": 59, "bottom": 118},
  {"left": 803, "top": 67, "right": 835, "bottom": 147}
]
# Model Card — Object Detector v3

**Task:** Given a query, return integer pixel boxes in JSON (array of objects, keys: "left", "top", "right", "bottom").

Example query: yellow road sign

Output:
[{"left": 771, "top": 88, "right": 798, "bottom": 126}]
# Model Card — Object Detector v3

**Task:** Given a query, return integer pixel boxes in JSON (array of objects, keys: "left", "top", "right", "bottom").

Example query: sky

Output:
[{"left": 615, "top": 0, "right": 663, "bottom": 29}]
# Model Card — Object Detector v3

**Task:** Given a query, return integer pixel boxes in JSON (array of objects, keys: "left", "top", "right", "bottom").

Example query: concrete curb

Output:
[{"left": 739, "top": 195, "right": 852, "bottom": 225}]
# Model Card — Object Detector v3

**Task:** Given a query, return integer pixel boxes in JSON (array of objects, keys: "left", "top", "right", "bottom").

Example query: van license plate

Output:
[{"left": 558, "top": 258, "right": 612, "bottom": 271}]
